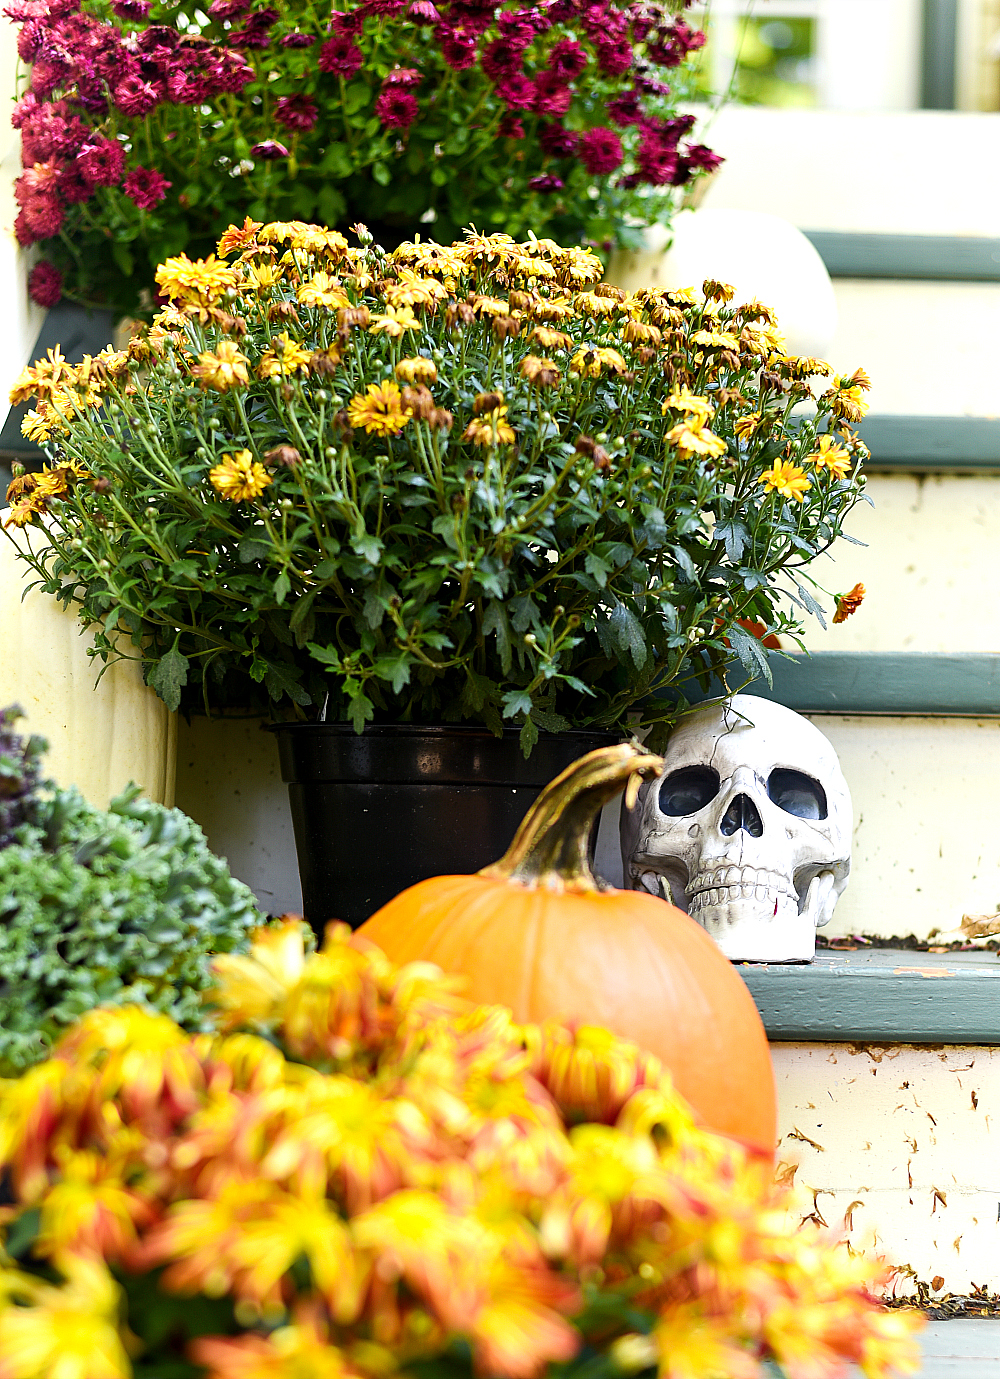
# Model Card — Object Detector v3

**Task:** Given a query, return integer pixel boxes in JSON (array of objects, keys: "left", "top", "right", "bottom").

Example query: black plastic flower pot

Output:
[{"left": 269, "top": 723, "right": 616, "bottom": 933}]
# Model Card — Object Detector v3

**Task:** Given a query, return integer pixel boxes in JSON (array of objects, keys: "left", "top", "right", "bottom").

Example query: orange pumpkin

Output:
[{"left": 359, "top": 743, "right": 777, "bottom": 1155}]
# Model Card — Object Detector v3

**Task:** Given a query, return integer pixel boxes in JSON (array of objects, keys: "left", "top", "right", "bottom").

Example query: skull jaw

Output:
[{"left": 692, "top": 891, "right": 815, "bottom": 963}]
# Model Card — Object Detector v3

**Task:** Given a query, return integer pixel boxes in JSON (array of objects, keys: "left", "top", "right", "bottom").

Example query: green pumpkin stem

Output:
[{"left": 480, "top": 742, "right": 664, "bottom": 892}]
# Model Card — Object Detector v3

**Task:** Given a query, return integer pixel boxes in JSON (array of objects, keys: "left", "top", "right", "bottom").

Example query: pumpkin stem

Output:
[{"left": 479, "top": 742, "right": 664, "bottom": 892}]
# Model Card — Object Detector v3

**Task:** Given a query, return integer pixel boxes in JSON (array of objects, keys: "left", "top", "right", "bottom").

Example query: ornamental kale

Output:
[
  {"left": 0, "top": 711, "right": 261, "bottom": 1074},
  {"left": 7, "top": 0, "right": 717, "bottom": 317}
]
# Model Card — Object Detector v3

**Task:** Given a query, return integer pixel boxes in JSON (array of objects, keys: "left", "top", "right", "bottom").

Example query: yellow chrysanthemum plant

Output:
[
  {"left": 0, "top": 918, "right": 919, "bottom": 1379},
  {"left": 5, "top": 223, "right": 869, "bottom": 751}
]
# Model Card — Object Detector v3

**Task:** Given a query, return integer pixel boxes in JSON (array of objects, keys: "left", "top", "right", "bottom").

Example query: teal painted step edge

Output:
[
  {"left": 670, "top": 652, "right": 1000, "bottom": 717},
  {"left": 858, "top": 415, "right": 1000, "bottom": 471},
  {"left": 803, "top": 230, "right": 1000, "bottom": 281},
  {"left": 740, "top": 951, "right": 1000, "bottom": 1044}
]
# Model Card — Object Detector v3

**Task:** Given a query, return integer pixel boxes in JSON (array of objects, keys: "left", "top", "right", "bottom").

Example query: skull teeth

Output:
[{"left": 686, "top": 865, "right": 796, "bottom": 903}]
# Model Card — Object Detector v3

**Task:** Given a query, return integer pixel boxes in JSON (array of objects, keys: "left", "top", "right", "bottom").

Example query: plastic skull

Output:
[{"left": 619, "top": 695, "right": 852, "bottom": 962}]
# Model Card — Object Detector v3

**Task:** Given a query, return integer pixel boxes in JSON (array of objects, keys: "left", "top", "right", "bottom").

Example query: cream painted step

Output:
[
  {"left": 793, "top": 473, "right": 1000, "bottom": 654},
  {"left": 827, "top": 279, "right": 1000, "bottom": 417},
  {"left": 773, "top": 1042, "right": 1000, "bottom": 1297},
  {"left": 698, "top": 108, "right": 1000, "bottom": 238}
]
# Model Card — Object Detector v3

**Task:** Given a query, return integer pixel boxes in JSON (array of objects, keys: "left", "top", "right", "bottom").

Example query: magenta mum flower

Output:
[
  {"left": 533, "top": 71, "right": 572, "bottom": 116},
  {"left": 648, "top": 19, "right": 706, "bottom": 68},
  {"left": 57, "top": 165, "right": 91, "bottom": 203},
  {"left": 547, "top": 37, "right": 587, "bottom": 78},
  {"left": 207, "top": 0, "right": 251, "bottom": 17},
  {"left": 481, "top": 38, "right": 526, "bottom": 80},
  {"left": 497, "top": 111, "right": 525, "bottom": 138},
  {"left": 538, "top": 122, "right": 578, "bottom": 157},
  {"left": 578, "top": 126, "right": 624, "bottom": 175},
  {"left": 274, "top": 94, "right": 318, "bottom": 130},
  {"left": 280, "top": 31, "right": 316, "bottom": 46},
  {"left": 28, "top": 260, "right": 62, "bottom": 307},
  {"left": 251, "top": 139, "right": 289, "bottom": 158},
  {"left": 408, "top": 0, "right": 439, "bottom": 18},
  {"left": 77, "top": 138, "right": 125, "bottom": 187},
  {"left": 383, "top": 66, "right": 421, "bottom": 86},
  {"left": 374, "top": 87, "right": 419, "bottom": 128},
  {"left": 594, "top": 38, "right": 633, "bottom": 76},
  {"left": 317, "top": 34, "right": 363, "bottom": 77},
  {"left": 494, "top": 73, "right": 535, "bottom": 110},
  {"left": 606, "top": 90, "right": 642, "bottom": 125},
  {"left": 122, "top": 164, "right": 171, "bottom": 208},
  {"left": 437, "top": 25, "right": 476, "bottom": 69},
  {"left": 19, "top": 194, "right": 65, "bottom": 239},
  {"left": 111, "top": 0, "right": 152, "bottom": 17},
  {"left": 527, "top": 173, "right": 564, "bottom": 193}
]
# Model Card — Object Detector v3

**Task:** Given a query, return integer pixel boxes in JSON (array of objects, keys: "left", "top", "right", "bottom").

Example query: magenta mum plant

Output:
[{"left": 8, "top": 0, "right": 718, "bottom": 318}]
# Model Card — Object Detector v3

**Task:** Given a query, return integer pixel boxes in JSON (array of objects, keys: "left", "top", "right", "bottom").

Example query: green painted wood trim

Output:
[
  {"left": 804, "top": 230, "right": 1000, "bottom": 281},
  {"left": 673, "top": 652, "right": 1000, "bottom": 717},
  {"left": 859, "top": 415, "right": 1000, "bottom": 470},
  {"left": 740, "top": 950, "right": 1000, "bottom": 1044},
  {"left": 744, "top": 652, "right": 1000, "bottom": 717},
  {"left": 921, "top": 0, "right": 959, "bottom": 110}
]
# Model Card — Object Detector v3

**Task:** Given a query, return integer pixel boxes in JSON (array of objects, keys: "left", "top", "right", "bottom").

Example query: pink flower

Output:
[
  {"left": 29, "top": 57, "right": 70, "bottom": 98},
  {"left": 383, "top": 66, "right": 420, "bottom": 86},
  {"left": 648, "top": 19, "right": 705, "bottom": 68},
  {"left": 111, "top": 0, "right": 151, "bottom": 16},
  {"left": 594, "top": 37, "right": 633, "bottom": 76},
  {"left": 250, "top": 139, "right": 289, "bottom": 158},
  {"left": 497, "top": 111, "right": 524, "bottom": 138},
  {"left": 19, "top": 194, "right": 65, "bottom": 239},
  {"left": 481, "top": 38, "right": 525, "bottom": 80},
  {"left": 330, "top": 9, "right": 365, "bottom": 34},
  {"left": 17, "top": 20, "right": 48, "bottom": 61},
  {"left": 374, "top": 87, "right": 418, "bottom": 128},
  {"left": 682, "top": 142, "right": 723, "bottom": 174},
  {"left": 607, "top": 90, "right": 642, "bottom": 125},
  {"left": 538, "top": 122, "right": 578, "bottom": 157},
  {"left": 228, "top": 8, "right": 278, "bottom": 48},
  {"left": 528, "top": 173, "right": 563, "bottom": 192},
  {"left": 28, "top": 259, "right": 62, "bottom": 307},
  {"left": 578, "top": 126, "right": 623, "bottom": 175},
  {"left": 123, "top": 164, "right": 171, "bottom": 208},
  {"left": 365, "top": 0, "right": 406, "bottom": 13},
  {"left": 77, "top": 138, "right": 125, "bottom": 187},
  {"left": 209, "top": 53, "right": 254, "bottom": 92},
  {"left": 274, "top": 94, "right": 318, "bottom": 131},
  {"left": 57, "top": 164, "right": 91, "bottom": 203},
  {"left": 207, "top": 0, "right": 250, "bottom": 17},
  {"left": 114, "top": 75, "right": 162, "bottom": 115},
  {"left": 493, "top": 73, "right": 535, "bottom": 110},
  {"left": 547, "top": 37, "right": 586, "bottom": 78},
  {"left": 10, "top": 93, "right": 39, "bottom": 129},
  {"left": 15, "top": 160, "right": 60, "bottom": 203},
  {"left": 50, "top": 115, "right": 90, "bottom": 156},
  {"left": 280, "top": 31, "right": 316, "bottom": 46},
  {"left": 533, "top": 71, "right": 572, "bottom": 116},
  {"left": 317, "top": 34, "right": 363, "bottom": 76},
  {"left": 408, "top": 0, "right": 439, "bottom": 18},
  {"left": 496, "top": 11, "right": 535, "bottom": 45},
  {"left": 437, "top": 24, "right": 476, "bottom": 69},
  {"left": 635, "top": 130, "right": 677, "bottom": 185}
]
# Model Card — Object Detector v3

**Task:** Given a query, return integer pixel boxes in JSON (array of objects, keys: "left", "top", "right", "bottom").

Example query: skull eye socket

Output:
[
  {"left": 659, "top": 765, "right": 720, "bottom": 816},
  {"left": 767, "top": 767, "right": 827, "bottom": 820}
]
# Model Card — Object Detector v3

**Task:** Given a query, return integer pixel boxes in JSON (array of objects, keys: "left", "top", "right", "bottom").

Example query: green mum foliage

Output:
[{"left": 0, "top": 716, "right": 261, "bottom": 1074}]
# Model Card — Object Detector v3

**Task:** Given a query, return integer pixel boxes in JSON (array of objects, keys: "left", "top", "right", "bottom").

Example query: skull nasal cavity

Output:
[{"left": 720, "top": 793, "right": 764, "bottom": 838}]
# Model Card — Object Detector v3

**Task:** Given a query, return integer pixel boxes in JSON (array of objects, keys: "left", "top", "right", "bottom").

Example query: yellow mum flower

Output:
[
  {"left": 395, "top": 356, "right": 438, "bottom": 385},
  {"left": 733, "top": 411, "right": 764, "bottom": 441},
  {"left": 0, "top": 1254, "right": 131, "bottom": 1379},
  {"left": 665, "top": 422, "right": 728, "bottom": 460},
  {"left": 661, "top": 387, "right": 714, "bottom": 426},
  {"left": 760, "top": 459, "right": 811, "bottom": 502},
  {"left": 569, "top": 347, "right": 627, "bottom": 378},
  {"left": 192, "top": 341, "right": 250, "bottom": 392},
  {"left": 347, "top": 380, "right": 413, "bottom": 437},
  {"left": 574, "top": 291, "right": 618, "bottom": 319},
  {"left": 192, "top": 1314, "right": 352, "bottom": 1379},
  {"left": 385, "top": 271, "right": 448, "bottom": 309},
  {"left": 246, "top": 262, "right": 283, "bottom": 292},
  {"left": 216, "top": 216, "right": 264, "bottom": 257},
  {"left": 209, "top": 450, "right": 273, "bottom": 502},
  {"left": 825, "top": 381, "right": 870, "bottom": 423},
  {"left": 21, "top": 407, "right": 56, "bottom": 444},
  {"left": 297, "top": 272, "right": 350, "bottom": 310},
  {"left": 690, "top": 328, "right": 740, "bottom": 351},
  {"left": 809, "top": 433, "right": 852, "bottom": 479},
  {"left": 369, "top": 305, "right": 419, "bottom": 337},
  {"left": 2, "top": 497, "right": 42, "bottom": 529},
  {"left": 257, "top": 332, "right": 313, "bottom": 380},
  {"left": 531, "top": 325, "right": 572, "bottom": 351},
  {"left": 471, "top": 295, "right": 511, "bottom": 319},
  {"left": 155, "top": 253, "right": 239, "bottom": 305},
  {"left": 462, "top": 407, "right": 516, "bottom": 447}
]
